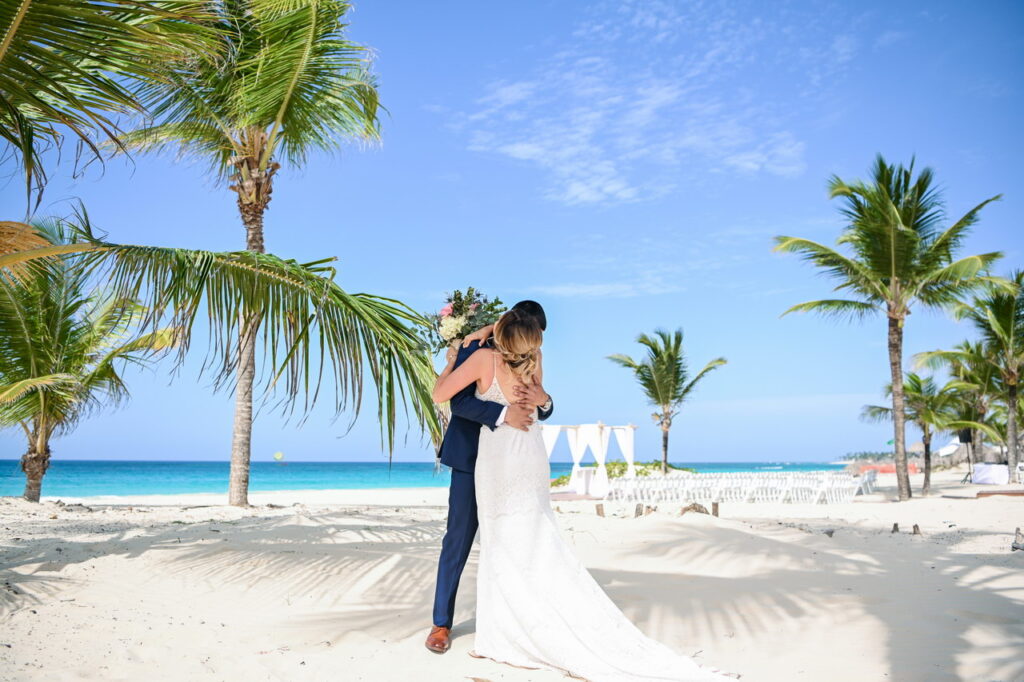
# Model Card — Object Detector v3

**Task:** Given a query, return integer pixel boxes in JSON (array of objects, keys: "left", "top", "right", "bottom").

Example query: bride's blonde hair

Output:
[{"left": 493, "top": 309, "right": 542, "bottom": 381}]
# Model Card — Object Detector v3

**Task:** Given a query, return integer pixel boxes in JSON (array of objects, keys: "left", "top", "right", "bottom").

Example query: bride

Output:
[{"left": 432, "top": 309, "right": 738, "bottom": 681}]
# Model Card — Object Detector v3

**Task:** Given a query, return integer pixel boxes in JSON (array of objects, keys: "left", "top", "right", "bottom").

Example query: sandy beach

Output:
[{"left": 1, "top": 466, "right": 1021, "bottom": 682}]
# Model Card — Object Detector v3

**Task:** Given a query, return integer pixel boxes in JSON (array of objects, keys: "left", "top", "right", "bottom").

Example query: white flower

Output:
[{"left": 439, "top": 315, "right": 466, "bottom": 341}]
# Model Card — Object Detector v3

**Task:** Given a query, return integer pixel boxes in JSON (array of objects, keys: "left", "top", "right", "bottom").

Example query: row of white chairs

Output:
[{"left": 606, "top": 470, "right": 873, "bottom": 505}]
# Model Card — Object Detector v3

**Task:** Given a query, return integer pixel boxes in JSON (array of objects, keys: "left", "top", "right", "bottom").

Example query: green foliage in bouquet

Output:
[{"left": 422, "top": 287, "right": 506, "bottom": 354}]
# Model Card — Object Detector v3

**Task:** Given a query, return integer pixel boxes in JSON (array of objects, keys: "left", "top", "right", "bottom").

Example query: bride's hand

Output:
[{"left": 461, "top": 324, "right": 494, "bottom": 348}]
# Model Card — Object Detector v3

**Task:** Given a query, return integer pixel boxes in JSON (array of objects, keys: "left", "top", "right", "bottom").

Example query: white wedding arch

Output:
[{"left": 541, "top": 422, "right": 636, "bottom": 497}]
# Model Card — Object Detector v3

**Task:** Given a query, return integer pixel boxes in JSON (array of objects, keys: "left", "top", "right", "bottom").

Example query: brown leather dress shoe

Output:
[{"left": 425, "top": 625, "right": 451, "bottom": 654}]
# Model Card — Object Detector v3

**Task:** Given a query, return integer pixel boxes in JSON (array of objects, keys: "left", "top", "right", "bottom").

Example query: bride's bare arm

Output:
[
  {"left": 433, "top": 347, "right": 489, "bottom": 404},
  {"left": 461, "top": 324, "right": 494, "bottom": 348}
]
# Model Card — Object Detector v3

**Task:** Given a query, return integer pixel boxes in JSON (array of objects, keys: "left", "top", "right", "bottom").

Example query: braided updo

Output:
[{"left": 493, "top": 309, "right": 542, "bottom": 381}]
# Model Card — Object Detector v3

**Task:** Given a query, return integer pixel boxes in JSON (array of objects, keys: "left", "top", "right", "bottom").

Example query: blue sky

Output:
[{"left": 2, "top": 0, "right": 1023, "bottom": 465}]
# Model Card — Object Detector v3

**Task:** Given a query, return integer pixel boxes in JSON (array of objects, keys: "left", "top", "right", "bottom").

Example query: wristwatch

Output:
[{"left": 539, "top": 394, "right": 552, "bottom": 412}]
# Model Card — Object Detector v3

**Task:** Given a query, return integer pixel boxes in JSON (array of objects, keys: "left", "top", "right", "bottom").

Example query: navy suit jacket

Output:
[{"left": 437, "top": 339, "right": 554, "bottom": 473}]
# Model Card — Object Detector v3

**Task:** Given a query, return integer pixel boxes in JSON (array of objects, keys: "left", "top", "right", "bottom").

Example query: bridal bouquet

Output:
[{"left": 422, "top": 287, "right": 506, "bottom": 354}]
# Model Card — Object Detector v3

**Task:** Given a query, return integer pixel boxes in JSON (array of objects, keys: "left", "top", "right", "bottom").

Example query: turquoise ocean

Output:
[{"left": 0, "top": 460, "right": 845, "bottom": 498}]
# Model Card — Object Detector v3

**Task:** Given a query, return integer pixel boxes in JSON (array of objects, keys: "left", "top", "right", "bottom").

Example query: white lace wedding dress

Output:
[{"left": 473, "top": 373, "right": 735, "bottom": 681}]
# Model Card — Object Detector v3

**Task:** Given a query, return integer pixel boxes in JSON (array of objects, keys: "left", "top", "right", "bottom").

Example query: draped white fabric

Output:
[
  {"left": 612, "top": 426, "right": 637, "bottom": 476},
  {"left": 581, "top": 424, "right": 611, "bottom": 498},
  {"left": 540, "top": 424, "right": 561, "bottom": 460},
  {"left": 565, "top": 427, "right": 588, "bottom": 494}
]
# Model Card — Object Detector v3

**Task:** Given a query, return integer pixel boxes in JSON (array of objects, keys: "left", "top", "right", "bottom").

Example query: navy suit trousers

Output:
[{"left": 432, "top": 467, "right": 477, "bottom": 628}]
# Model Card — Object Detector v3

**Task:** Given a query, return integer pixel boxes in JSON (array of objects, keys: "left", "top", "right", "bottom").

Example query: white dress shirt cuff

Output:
[{"left": 495, "top": 405, "right": 508, "bottom": 427}]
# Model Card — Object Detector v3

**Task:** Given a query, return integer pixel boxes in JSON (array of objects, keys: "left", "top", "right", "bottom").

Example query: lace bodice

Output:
[{"left": 475, "top": 375, "right": 509, "bottom": 407}]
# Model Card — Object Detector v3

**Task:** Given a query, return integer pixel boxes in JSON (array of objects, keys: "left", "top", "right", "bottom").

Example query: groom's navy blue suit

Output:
[{"left": 432, "top": 339, "right": 553, "bottom": 629}]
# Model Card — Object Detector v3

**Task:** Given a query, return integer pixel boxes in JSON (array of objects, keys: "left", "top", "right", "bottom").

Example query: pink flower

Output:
[
  {"left": 469, "top": 302, "right": 479, "bottom": 311},
  {"left": 439, "top": 303, "right": 453, "bottom": 317}
]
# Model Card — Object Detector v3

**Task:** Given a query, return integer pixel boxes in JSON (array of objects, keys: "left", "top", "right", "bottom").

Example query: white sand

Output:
[{"left": 1, "top": 466, "right": 1021, "bottom": 682}]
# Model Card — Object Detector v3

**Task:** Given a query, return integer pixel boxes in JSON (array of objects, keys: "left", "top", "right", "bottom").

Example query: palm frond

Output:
[
  {"left": 680, "top": 357, "right": 727, "bottom": 400},
  {"left": 780, "top": 299, "right": 877, "bottom": 320},
  {"left": 127, "top": 0, "right": 380, "bottom": 182},
  {"left": 0, "top": 374, "right": 75, "bottom": 404},
  {"left": 860, "top": 404, "right": 893, "bottom": 423},
  {"left": 772, "top": 236, "right": 888, "bottom": 303},
  {"left": 72, "top": 227, "right": 439, "bottom": 449},
  {"left": 609, "top": 328, "right": 725, "bottom": 414},
  {"left": 0, "top": 0, "right": 219, "bottom": 203}
]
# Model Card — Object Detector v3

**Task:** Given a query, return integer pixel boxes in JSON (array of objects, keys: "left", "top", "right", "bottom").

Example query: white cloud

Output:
[
  {"left": 874, "top": 31, "right": 906, "bottom": 48},
  {"left": 469, "top": 81, "right": 538, "bottom": 121},
  {"left": 832, "top": 35, "right": 858, "bottom": 63},
  {"left": 530, "top": 280, "right": 681, "bottom": 299},
  {"left": 525, "top": 219, "right": 784, "bottom": 299},
  {"left": 441, "top": 1, "right": 874, "bottom": 205},
  {"left": 723, "top": 133, "right": 807, "bottom": 177}
]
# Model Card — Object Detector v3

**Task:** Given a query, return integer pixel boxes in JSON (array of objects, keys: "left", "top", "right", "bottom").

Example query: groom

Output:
[{"left": 425, "top": 300, "right": 554, "bottom": 654}]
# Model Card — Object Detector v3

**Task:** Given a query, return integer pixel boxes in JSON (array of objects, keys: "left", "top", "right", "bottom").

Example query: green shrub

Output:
[{"left": 550, "top": 460, "right": 696, "bottom": 488}]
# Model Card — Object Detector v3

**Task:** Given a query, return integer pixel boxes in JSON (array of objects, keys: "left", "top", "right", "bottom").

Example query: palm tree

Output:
[
  {"left": 0, "top": 0, "right": 216, "bottom": 203},
  {"left": 955, "top": 272, "right": 1024, "bottom": 483},
  {"left": 917, "top": 340, "right": 998, "bottom": 477},
  {"left": 0, "top": 224, "right": 177, "bottom": 501},
  {"left": 774, "top": 155, "right": 1002, "bottom": 500},
  {"left": 918, "top": 273, "right": 1024, "bottom": 483},
  {"left": 861, "top": 373, "right": 957, "bottom": 495},
  {"left": 119, "top": 0, "right": 381, "bottom": 506},
  {"left": 0, "top": 2, "right": 441, "bottom": 499},
  {"left": 0, "top": 215, "right": 442, "bottom": 500},
  {"left": 608, "top": 329, "right": 726, "bottom": 474}
]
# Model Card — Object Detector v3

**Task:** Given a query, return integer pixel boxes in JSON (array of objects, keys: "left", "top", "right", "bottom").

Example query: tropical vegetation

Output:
[
  {"left": 841, "top": 451, "right": 897, "bottom": 462},
  {"left": 117, "top": 0, "right": 382, "bottom": 506},
  {"left": 861, "top": 373, "right": 958, "bottom": 495},
  {"left": 0, "top": 0, "right": 217, "bottom": 204},
  {"left": 0, "top": 215, "right": 441, "bottom": 500},
  {"left": 550, "top": 461, "right": 697, "bottom": 489},
  {"left": 917, "top": 272, "right": 1024, "bottom": 483},
  {"left": 0, "top": 1, "right": 443, "bottom": 503},
  {"left": 608, "top": 329, "right": 726, "bottom": 474},
  {"left": 0, "top": 222, "right": 177, "bottom": 501},
  {"left": 774, "top": 155, "right": 1002, "bottom": 500}
]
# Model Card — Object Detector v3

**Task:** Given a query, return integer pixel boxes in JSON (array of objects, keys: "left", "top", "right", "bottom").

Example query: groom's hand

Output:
[
  {"left": 504, "top": 404, "right": 535, "bottom": 431},
  {"left": 513, "top": 379, "right": 549, "bottom": 408}
]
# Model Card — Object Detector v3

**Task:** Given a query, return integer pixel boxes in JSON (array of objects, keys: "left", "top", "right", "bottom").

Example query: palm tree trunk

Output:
[
  {"left": 1008, "top": 383, "right": 1019, "bottom": 483},
  {"left": 887, "top": 315, "right": 912, "bottom": 500},
  {"left": 661, "top": 425, "right": 669, "bottom": 475},
  {"left": 21, "top": 438, "right": 50, "bottom": 503},
  {"left": 967, "top": 429, "right": 977, "bottom": 481},
  {"left": 922, "top": 431, "right": 932, "bottom": 495},
  {"left": 227, "top": 196, "right": 267, "bottom": 507}
]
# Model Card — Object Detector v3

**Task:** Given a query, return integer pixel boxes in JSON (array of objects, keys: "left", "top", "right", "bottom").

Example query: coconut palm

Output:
[
  {"left": 0, "top": 224, "right": 177, "bottom": 501},
  {"left": 861, "top": 373, "right": 957, "bottom": 495},
  {"left": 0, "top": 215, "right": 441, "bottom": 500},
  {"left": 774, "top": 154, "right": 1002, "bottom": 500},
  {"left": 0, "top": 0, "right": 215, "bottom": 203},
  {"left": 917, "top": 340, "right": 998, "bottom": 476},
  {"left": 608, "top": 329, "right": 726, "bottom": 474},
  {"left": 918, "top": 273, "right": 1024, "bottom": 483},
  {"left": 119, "top": 0, "right": 381, "bottom": 505}
]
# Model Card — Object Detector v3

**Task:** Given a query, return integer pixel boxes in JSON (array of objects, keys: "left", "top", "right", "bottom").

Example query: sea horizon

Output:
[{"left": 0, "top": 459, "right": 847, "bottom": 498}]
